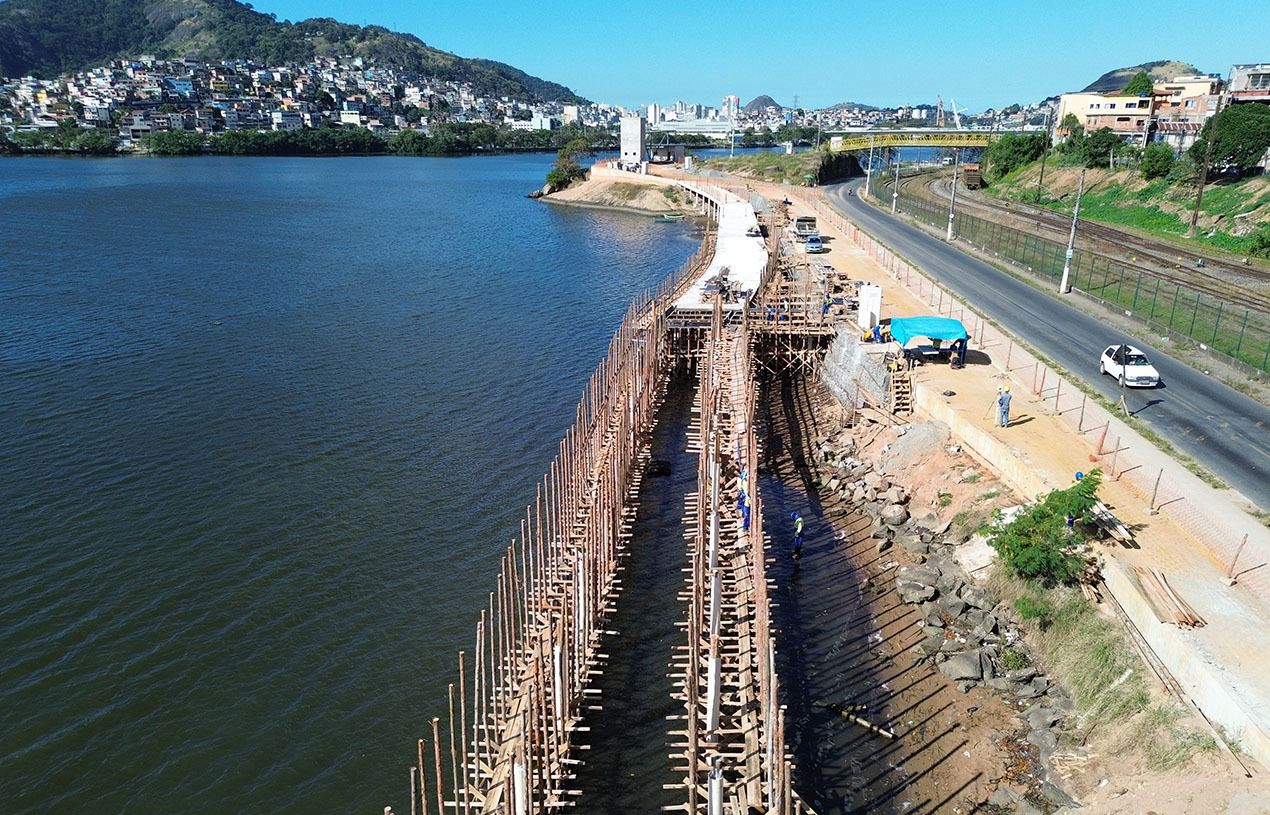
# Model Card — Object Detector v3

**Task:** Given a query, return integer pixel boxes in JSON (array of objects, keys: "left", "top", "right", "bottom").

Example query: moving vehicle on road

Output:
[
  {"left": 804, "top": 234, "right": 825, "bottom": 253},
  {"left": 1100, "top": 344, "right": 1161, "bottom": 387}
]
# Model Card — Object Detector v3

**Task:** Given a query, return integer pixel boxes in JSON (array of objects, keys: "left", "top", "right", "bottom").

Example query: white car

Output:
[{"left": 1100, "top": 344, "right": 1161, "bottom": 387}]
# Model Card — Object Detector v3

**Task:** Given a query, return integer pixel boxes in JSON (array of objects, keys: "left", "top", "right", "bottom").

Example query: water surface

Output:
[{"left": 0, "top": 154, "right": 700, "bottom": 814}]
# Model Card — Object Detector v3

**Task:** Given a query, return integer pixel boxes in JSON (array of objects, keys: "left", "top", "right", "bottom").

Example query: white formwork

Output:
[{"left": 674, "top": 184, "right": 767, "bottom": 314}]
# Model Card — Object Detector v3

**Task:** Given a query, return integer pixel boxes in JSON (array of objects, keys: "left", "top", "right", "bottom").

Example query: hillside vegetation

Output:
[
  {"left": 0, "top": 0, "right": 584, "bottom": 101},
  {"left": 703, "top": 149, "right": 858, "bottom": 186},
  {"left": 986, "top": 163, "right": 1270, "bottom": 258}
]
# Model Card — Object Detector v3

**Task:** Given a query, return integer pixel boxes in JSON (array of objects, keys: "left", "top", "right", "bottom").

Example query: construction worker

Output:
[
  {"left": 790, "top": 511, "right": 805, "bottom": 560},
  {"left": 822, "top": 291, "right": 833, "bottom": 317},
  {"left": 997, "top": 385, "right": 1012, "bottom": 428}
]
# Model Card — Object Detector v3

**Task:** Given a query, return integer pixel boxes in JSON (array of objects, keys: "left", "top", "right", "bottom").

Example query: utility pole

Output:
[
  {"left": 946, "top": 148, "right": 960, "bottom": 241},
  {"left": 1059, "top": 167, "right": 1086, "bottom": 294},
  {"left": 1035, "top": 106, "right": 1052, "bottom": 203},
  {"left": 891, "top": 150, "right": 900, "bottom": 214},
  {"left": 865, "top": 136, "right": 875, "bottom": 198},
  {"left": 1188, "top": 93, "right": 1224, "bottom": 238}
]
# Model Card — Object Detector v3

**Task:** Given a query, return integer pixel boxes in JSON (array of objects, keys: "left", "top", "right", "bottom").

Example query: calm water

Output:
[{"left": 0, "top": 154, "right": 700, "bottom": 814}]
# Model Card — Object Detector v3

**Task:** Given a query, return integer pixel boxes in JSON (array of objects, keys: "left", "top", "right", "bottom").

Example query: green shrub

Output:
[
  {"left": 1001, "top": 646, "right": 1032, "bottom": 671},
  {"left": 988, "top": 470, "right": 1100, "bottom": 586},
  {"left": 1141, "top": 142, "right": 1175, "bottom": 180},
  {"left": 1014, "top": 592, "right": 1055, "bottom": 625}
]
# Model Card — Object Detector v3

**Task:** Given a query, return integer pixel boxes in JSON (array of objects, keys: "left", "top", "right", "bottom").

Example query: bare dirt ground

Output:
[{"left": 544, "top": 176, "right": 696, "bottom": 216}]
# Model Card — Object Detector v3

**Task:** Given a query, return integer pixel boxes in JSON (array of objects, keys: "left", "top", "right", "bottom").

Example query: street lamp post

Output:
[
  {"left": 891, "top": 150, "right": 900, "bottom": 215},
  {"left": 865, "top": 136, "right": 875, "bottom": 198},
  {"left": 946, "top": 149, "right": 960, "bottom": 241},
  {"left": 1059, "top": 167, "right": 1086, "bottom": 294}
]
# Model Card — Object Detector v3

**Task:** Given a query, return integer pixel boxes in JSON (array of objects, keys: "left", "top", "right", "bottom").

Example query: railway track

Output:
[{"left": 899, "top": 172, "right": 1270, "bottom": 314}]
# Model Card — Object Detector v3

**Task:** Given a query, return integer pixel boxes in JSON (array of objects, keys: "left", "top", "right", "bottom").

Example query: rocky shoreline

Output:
[{"left": 812, "top": 419, "right": 1080, "bottom": 813}]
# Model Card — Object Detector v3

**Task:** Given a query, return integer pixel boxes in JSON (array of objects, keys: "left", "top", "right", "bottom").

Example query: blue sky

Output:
[{"left": 255, "top": 0, "right": 1267, "bottom": 110}]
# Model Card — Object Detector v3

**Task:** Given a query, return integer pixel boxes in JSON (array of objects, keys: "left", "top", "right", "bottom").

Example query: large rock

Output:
[
  {"left": 938, "top": 650, "right": 984, "bottom": 681},
  {"left": 1027, "top": 728, "right": 1059, "bottom": 754},
  {"left": 883, "top": 486, "right": 908, "bottom": 505},
  {"left": 959, "top": 585, "right": 993, "bottom": 610},
  {"left": 898, "top": 564, "right": 939, "bottom": 587},
  {"left": 937, "top": 595, "right": 967, "bottom": 617},
  {"left": 896, "top": 580, "right": 937, "bottom": 603},
  {"left": 1025, "top": 705, "right": 1060, "bottom": 731},
  {"left": 881, "top": 503, "right": 910, "bottom": 526},
  {"left": 863, "top": 471, "right": 887, "bottom": 490}
]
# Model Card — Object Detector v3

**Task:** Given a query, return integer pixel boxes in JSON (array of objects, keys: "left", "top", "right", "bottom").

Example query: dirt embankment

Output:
[{"left": 542, "top": 176, "right": 697, "bottom": 216}]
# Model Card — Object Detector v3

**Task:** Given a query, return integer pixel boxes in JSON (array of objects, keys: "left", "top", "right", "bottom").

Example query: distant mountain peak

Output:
[
  {"left": 1080, "top": 60, "right": 1203, "bottom": 93},
  {"left": 743, "top": 94, "right": 783, "bottom": 112}
]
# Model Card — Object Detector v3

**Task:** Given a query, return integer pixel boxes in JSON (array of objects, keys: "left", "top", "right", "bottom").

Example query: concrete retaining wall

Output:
[{"left": 820, "top": 328, "right": 890, "bottom": 409}]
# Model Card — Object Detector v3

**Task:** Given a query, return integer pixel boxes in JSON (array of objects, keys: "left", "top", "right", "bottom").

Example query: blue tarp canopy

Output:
[{"left": 889, "top": 316, "right": 969, "bottom": 347}]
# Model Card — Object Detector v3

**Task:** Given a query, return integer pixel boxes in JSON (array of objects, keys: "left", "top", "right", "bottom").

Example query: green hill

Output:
[{"left": 0, "top": 0, "right": 586, "bottom": 102}]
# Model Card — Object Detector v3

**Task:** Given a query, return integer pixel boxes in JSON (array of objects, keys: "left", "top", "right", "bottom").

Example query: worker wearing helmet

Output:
[
  {"left": 997, "top": 385, "right": 1012, "bottom": 428},
  {"left": 790, "top": 511, "right": 805, "bottom": 560}
]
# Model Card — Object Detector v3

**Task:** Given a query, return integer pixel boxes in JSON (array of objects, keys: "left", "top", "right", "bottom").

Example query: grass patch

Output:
[
  {"left": 962, "top": 472, "right": 981, "bottom": 484},
  {"left": 990, "top": 568, "right": 1215, "bottom": 768},
  {"left": 1122, "top": 704, "right": 1217, "bottom": 770},
  {"left": 951, "top": 507, "right": 995, "bottom": 542},
  {"left": 608, "top": 182, "right": 646, "bottom": 202},
  {"left": 991, "top": 569, "right": 1148, "bottom": 722},
  {"left": 938, "top": 491, "right": 953, "bottom": 508},
  {"left": 977, "top": 489, "right": 1001, "bottom": 503},
  {"left": 1001, "top": 646, "right": 1032, "bottom": 671}
]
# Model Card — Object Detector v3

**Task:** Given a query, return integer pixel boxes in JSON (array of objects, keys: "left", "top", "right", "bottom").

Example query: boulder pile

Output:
[{"left": 814, "top": 424, "right": 1078, "bottom": 811}]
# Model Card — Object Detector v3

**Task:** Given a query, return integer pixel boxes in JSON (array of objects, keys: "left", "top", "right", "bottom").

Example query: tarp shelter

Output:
[{"left": 888, "top": 316, "right": 969, "bottom": 347}]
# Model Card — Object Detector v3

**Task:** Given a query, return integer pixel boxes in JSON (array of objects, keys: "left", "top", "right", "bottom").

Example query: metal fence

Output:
[{"left": 891, "top": 184, "right": 1270, "bottom": 374}]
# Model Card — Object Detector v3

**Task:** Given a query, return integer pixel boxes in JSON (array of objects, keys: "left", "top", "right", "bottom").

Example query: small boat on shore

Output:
[{"left": 659, "top": 213, "right": 686, "bottom": 222}]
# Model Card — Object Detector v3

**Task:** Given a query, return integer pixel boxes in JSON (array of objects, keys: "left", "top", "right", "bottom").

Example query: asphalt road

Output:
[{"left": 824, "top": 180, "right": 1270, "bottom": 510}]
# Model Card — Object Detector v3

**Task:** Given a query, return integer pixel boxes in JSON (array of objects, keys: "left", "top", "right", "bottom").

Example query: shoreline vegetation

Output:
[{"left": 0, "top": 122, "right": 788, "bottom": 159}]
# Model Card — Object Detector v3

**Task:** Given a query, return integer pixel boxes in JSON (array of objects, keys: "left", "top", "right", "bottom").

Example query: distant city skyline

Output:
[{"left": 255, "top": 0, "right": 1266, "bottom": 110}]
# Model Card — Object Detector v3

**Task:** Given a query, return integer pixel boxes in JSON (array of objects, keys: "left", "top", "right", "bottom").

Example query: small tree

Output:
[
  {"left": 1188, "top": 103, "right": 1270, "bottom": 173},
  {"left": 1121, "top": 71, "right": 1154, "bottom": 97},
  {"left": 1141, "top": 142, "right": 1175, "bottom": 179},
  {"left": 989, "top": 470, "right": 1102, "bottom": 586},
  {"left": 1059, "top": 112, "right": 1083, "bottom": 139},
  {"left": 1082, "top": 127, "right": 1123, "bottom": 168}
]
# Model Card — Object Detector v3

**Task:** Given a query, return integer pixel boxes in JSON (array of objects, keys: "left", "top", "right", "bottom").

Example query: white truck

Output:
[{"left": 793, "top": 216, "right": 818, "bottom": 242}]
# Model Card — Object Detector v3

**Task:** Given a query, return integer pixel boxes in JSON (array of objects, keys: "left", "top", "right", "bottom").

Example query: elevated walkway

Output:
[
  {"left": 672, "top": 182, "right": 768, "bottom": 323},
  {"left": 828, "top": 129, "right": 1000, "bottom": 152}
]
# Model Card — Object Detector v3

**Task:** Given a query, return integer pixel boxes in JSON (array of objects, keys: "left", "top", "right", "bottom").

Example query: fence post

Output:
[
  {"left": 1188, "top": 292, "right": 1201, "bottom": 337},
  {"left": 1211, "top": 301, "right": 1224, "bottom": 345},
  {"left": 1148, "top": 468, "right": 1162, "bottom": 515},
  {"left": 1235, "top": 311, "right": 1248, "bottom": 358},
  {"left": 1228, "top": 534, "right": 1251, "bottom": 581},
  {"left": 1078, "top": 394, "right": 1087, "bottom": 431},
  {"left": 1131, "top": 273, "right": 1142, "bottom": 311},
  {"left": 1167, "top": 285, "right": 1181, "bottom": 329},
  {"left": 1148, "top": 277, "right": 1162, "bottom": 321}
]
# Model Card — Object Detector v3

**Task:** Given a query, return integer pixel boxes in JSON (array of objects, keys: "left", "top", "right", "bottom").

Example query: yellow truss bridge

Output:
[{"left": 828, "top": 130, "right": 998, "bottom": 152}]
